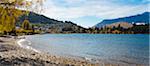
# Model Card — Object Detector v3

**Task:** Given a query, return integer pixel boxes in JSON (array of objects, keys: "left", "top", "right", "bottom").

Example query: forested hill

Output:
[
  {"left": 19, "top": 12, "right": 63, "bottom": 24},
  {"left": 18, "top": 12, "right": 87, "bottom": 33}
]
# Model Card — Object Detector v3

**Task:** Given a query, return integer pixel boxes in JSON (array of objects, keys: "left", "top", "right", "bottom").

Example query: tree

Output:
[
  {"left": 117, "top": 24, "right": 124, "bottom": 31},
  {"left": 22, "top": 19, "right": 30, "bottom": 30},
  {"left": 0, "top": 0, "right": 45, "bottom": 34},
  {"left": 31, "top": 24, "right": 35, "bottom": 33}
]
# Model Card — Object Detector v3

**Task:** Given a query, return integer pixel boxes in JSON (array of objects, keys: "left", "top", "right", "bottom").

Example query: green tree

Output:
[{"left": 31, "top": 25, "right": 35, "bottom": 33}]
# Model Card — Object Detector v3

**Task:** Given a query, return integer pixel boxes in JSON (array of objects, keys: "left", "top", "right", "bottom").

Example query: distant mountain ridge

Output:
[{"left": 95, "top": 12, "right": 150, "bottom": 28}]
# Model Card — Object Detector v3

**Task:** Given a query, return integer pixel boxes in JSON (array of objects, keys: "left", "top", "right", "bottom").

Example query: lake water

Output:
[{"left": 24, "top": 34, "right": 149, "bottom": 65}]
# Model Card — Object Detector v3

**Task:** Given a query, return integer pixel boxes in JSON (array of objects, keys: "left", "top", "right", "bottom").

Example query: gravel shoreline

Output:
[
  {"left": 0, "top": 36, "right": 101, "bottom": 66},
  {"left": 0, "top": 36, "right": 146, "bottom": 66}
]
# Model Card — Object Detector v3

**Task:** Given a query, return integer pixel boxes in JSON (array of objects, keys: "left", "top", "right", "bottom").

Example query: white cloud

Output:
[
  {"left": 40, "top": 0, "right": 148, "bottom": 27},
  {"left": 63, "top": 0, "right": 86, "bottom": 3},
  {"left": 42, "top": 0, "right": 148, "bottom": 19}
]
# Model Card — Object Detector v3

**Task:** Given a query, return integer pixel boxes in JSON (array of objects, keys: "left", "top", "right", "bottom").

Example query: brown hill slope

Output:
[{"left": 106, "top": 22, "right": 133, "bottom": 29}]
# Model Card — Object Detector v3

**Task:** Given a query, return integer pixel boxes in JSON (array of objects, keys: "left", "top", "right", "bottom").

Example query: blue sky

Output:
[{"left": 41, "top": 0, "right": 149, "bottom": 28}]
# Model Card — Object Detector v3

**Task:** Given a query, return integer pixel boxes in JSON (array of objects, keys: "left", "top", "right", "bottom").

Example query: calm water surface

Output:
[{"left": 25, "top": 34, "right": 149, "bottom": 64}]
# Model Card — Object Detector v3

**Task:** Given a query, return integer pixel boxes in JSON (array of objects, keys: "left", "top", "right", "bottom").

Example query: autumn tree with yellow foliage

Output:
[
  {"left": 22, "top": 19, "right": 30, "bottom": 30},
  {"left": 0, "top": 0, "right": 45, "bottom": 34}
]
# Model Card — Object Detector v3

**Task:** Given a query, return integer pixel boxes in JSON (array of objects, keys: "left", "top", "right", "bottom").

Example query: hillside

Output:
[
  {"left": 95, "top": 12, "right": 150, "bottom": 28},
  {"left": 18, "top": 12, "right": 86, "bottom": 33},
  {"left": 19, "top": 12, "right": 63, "bottom": 24},
  {"left": 106, "top": 22, "right": 133, "bottom": 29}
]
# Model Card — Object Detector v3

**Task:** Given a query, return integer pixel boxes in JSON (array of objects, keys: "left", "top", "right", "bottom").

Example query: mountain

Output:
[
  {"left": 19, "top": 12, "right": 63, "bottom": 24},
  {"left": 95, "top": 12, "right": 150, "bottom": 28},
  {"left": 18, "top": 12, "right": 86, "bottom": 33}
]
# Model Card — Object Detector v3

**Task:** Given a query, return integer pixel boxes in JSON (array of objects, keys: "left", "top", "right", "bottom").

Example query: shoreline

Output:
[
  {"left": 0, "top": 36, "right": 101, "bottom": 66},
  {"left": 16, "top": 36, "right": 99, "bottom": 64},
  {"left": 0, "top": 36, "right": 148, "bottom": 66},
  {"left": 17, "top": 38, "right": 40, "bottom": 53}
]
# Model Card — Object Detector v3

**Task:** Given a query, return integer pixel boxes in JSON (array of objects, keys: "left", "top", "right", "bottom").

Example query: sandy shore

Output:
[{"left": 0, "top": 36, "right": 146, "bottom": 66}]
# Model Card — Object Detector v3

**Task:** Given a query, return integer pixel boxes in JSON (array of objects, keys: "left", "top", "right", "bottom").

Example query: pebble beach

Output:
[{"left": 0, "top": 36, "right": 146, "bottom": 66}]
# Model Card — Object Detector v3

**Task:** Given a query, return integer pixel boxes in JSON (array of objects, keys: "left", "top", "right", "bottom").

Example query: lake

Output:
[{"left": 24, "top": 34, "right": 149, "bottom": 65}]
